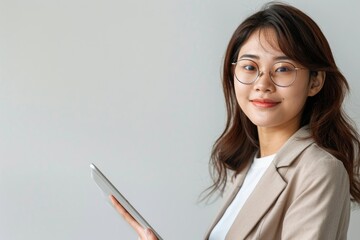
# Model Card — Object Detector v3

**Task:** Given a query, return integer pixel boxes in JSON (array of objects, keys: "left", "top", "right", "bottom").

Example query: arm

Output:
[
  {"left": 110, "top": 195, "right": 158, "bottom": 240},
  {"left": 282, "top": 154, "right": 350, "bottom": 240}
]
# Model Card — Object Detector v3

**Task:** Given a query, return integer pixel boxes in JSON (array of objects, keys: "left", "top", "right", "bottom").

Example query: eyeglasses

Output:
[{"left": 232, "top": 59, "right": 307, "bottom": 87}]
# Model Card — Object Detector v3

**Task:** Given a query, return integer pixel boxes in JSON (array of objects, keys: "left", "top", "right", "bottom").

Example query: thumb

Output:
[{"left": 144, "top": 228, "right": 157, "bottom": 240}]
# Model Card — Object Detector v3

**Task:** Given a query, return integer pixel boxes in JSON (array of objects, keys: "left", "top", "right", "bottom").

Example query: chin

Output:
[{"left": 248, "top": 119, "right": 280, "bottom": 128}]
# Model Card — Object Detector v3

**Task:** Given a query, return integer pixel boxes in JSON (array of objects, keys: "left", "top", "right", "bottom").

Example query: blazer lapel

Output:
[
  {"left": 226, "top": 127, "right": 314, "bottom": 239},
  {"left": 226, "top": 163, "right": 286, "bottom": 239}
]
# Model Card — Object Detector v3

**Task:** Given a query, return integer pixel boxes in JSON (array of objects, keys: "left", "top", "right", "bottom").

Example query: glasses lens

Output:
[
  {"left": 234, "top": 59, "right": 258, "bottom": 84},
  {"left": 271, "top": 62, "right": 296, "bottom": 87}
]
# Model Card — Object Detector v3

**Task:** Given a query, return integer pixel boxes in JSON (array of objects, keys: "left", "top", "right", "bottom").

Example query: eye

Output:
[
  {"left": 237, "top": 60, "right": 258, "bottom": 72},
  {"left": 273, "top": 62, "right": 295, "bottom": 73},
  {"left": 244, "top": 65, "right": 256, "bottom": 71},
  {"left": 275, "top": 66, "right": 290, "bottom": 72}
]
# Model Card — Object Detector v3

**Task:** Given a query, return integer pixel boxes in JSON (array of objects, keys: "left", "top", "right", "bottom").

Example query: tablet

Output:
[{"left": 90, "top": 163, "right": 163, "bottom": 240}]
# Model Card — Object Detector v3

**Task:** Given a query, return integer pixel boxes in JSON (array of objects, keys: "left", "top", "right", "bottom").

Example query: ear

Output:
[{"left": 308, "top": 71, "right": 325, "bottom": 97}]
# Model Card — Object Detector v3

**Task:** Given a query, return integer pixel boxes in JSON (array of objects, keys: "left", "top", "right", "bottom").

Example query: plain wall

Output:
[{"left": 0, "top": 0, "right": 359, "bottom": 239}]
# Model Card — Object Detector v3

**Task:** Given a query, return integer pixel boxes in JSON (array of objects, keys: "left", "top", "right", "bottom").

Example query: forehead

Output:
[{"left": 238, "top": 28, "right": 285, "bottom": 59}]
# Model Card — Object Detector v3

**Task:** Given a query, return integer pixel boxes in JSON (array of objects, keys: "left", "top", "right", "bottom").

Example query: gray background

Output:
[{"left": 0, "top": 0, "right": 359, "bottom": 239}]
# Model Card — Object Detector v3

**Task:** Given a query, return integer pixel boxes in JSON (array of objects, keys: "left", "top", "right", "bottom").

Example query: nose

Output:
[{"left": 253, "top": 71, "right": 275, "bottom": 92}]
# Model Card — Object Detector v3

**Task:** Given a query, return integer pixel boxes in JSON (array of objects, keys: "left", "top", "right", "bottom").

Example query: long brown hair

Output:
[{"left": 208, "top": 2, "right": 360, "bottom": 203}]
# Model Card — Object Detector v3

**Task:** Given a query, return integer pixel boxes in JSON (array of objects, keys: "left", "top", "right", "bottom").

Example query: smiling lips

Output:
[{"left": 250, "top": 98, "right": 281, "bottom": 108}]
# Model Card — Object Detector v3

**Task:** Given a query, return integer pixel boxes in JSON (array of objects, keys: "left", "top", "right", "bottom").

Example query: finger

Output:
[{"left": 109, "top": 195, "right": 146, "bottom": 238}]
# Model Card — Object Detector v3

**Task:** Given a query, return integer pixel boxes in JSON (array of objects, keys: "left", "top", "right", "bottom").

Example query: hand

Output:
[{"left": 109, "top": 195, "right": 158, "bottom": 240}]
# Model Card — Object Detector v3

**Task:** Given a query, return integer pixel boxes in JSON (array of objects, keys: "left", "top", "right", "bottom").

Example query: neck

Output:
[{"left": 257, "top": 123, "right": 300, "bottom": 157}]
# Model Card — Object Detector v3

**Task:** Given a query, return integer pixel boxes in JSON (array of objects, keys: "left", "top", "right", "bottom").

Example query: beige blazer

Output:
[{"left": 205, "top": 127, "right": 350, "bottom": 240}]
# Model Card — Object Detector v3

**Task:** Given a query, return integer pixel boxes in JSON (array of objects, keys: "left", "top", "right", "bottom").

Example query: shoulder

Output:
[
  {"left": 274, "top": 127, "right": 347, "bottom": 177},
  {"left": 282, "top": 142, "right": 349, "bottom": 191},
  {"left": 298, "top": 143, "right": 346, "bottom": 174}
]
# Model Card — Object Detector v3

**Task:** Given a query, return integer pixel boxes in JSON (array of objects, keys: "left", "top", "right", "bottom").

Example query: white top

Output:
[{"left": 209, "top": 154, "right": 275, "bottom": 240}]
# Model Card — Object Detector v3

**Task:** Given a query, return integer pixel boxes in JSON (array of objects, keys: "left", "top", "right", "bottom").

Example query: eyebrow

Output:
[{"left": 238, "top": 54, "right": 292, "bottom": 61}]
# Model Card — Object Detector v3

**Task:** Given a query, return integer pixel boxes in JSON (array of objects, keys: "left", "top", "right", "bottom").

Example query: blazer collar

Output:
[
  {"left": 274, "top": 125, "right": 314, "bottom": 168},
  {"left": 205, "top": 126, "right": 315, "bottom": 239}
]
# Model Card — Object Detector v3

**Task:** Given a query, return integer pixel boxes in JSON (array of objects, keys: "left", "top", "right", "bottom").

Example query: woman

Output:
[{"left": 111, "top": 2, "right": 360, "bottom": 239}]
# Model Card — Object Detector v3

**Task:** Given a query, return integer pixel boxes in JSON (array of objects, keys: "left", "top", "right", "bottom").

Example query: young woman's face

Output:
[{"left": 234, "top": 28, "right": 316, "bottom": 131}]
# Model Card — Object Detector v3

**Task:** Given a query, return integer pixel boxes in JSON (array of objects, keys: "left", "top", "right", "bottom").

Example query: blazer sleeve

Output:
[{"left": 281, "top": 151, "right": 351, "bottom": 240}]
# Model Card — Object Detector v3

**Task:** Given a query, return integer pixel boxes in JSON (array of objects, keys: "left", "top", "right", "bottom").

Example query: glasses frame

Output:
[{"left": 232, "top": 59, "right": 308, "bottom": 87}]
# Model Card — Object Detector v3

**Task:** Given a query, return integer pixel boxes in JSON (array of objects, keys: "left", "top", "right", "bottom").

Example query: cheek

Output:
[
  {"left": 280, "top": 87, "right": 309, "bottom": 111},
  {"left": 234, "top": 82, "right": 251, "bottom": 105}
]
